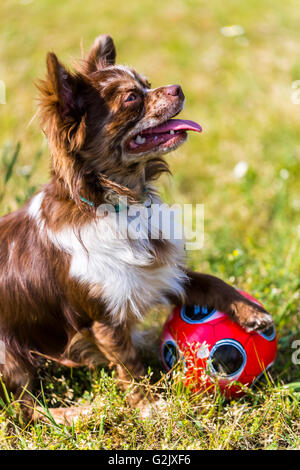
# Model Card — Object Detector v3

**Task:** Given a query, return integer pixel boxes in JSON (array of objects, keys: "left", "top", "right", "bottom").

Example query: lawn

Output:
[{"left": 0, "top": 0, "right": 299, "bottom": 450}]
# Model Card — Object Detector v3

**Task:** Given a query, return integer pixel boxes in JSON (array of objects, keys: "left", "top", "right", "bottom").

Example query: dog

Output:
[{"left": 0, "top": 34, "right": 273, "bottom": 424}]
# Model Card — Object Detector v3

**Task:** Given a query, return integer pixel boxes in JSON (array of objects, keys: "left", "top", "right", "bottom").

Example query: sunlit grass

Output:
[{"left": 0, "top": 0, "right": 300, "bottom": 450}]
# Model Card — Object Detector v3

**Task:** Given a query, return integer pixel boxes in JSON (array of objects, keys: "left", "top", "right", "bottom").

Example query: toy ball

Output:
[{"left": 160, "top": 291, "right": 277, "bottom": 397}]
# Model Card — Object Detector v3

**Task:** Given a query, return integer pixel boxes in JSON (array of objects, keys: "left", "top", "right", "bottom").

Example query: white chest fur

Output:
[{"left": 38, "top": 193, "right": 187, "bottom": 323}]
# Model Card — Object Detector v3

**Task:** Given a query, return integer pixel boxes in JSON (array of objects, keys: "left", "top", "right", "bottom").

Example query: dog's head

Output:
[{"left": 38, "top": 35, "right": 201, "bottom": 199}]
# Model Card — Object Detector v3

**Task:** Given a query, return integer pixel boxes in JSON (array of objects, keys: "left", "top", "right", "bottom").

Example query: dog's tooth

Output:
[
  {"left": 135, "top": 135, "right": 146, "bottom": 145},
  {"left": 170, "top": 130, "right": 175, "bottom": 135},
  {"left": 129, "top": 140, "right": 138, "bottom": 149}
]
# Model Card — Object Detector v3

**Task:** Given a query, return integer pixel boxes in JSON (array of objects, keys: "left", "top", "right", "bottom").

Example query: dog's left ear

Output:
[
  {"left": 46, "top": 52, "right": 80, "bottom": 118},
  {"left": 86, "top": 34, "right": 116, "bottom": 73},
  {"left": 38, "top": 52, "right": 87, "bottom": 153}
]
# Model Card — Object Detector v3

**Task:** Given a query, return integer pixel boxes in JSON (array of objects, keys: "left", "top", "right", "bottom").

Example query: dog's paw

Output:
[
  {"left": 138, "top": 397, "right": 168, "bottom": 420},
  {"left": 33, "top": 405, "right": 91, "bottom": 426},
  {"left": 233, "top": 299, "right": 274, "bottom": 333}
]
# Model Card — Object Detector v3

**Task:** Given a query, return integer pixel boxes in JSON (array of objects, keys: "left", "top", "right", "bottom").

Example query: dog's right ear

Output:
[
  {"left": 45, "top": 52, "right": 80, "bottom": 118},
  {"left": 86, "top": 34, "right": 116, "bottom": 73}
]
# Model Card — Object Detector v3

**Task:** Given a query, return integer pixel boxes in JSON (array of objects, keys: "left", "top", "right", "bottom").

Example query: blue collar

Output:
[
  {"left": 80, "top": 189, "right": 150, "bottom": 213},
  {"left": 80, "top": 195, "right": 95, "bottom": 207}
]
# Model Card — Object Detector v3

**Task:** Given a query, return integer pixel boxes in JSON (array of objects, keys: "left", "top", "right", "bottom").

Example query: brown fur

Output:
[{"left": 0, "top": 35, "right": 273, "bottom": 424}]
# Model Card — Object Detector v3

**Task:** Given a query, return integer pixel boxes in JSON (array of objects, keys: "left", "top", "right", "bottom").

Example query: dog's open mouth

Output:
[{"left": 126, "top": 119, "right": 202, "bottom": 154}]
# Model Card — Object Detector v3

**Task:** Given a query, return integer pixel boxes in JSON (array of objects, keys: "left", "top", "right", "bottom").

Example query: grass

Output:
[{"left": 0, "top": 0, "right": 300, "bottom": 450}]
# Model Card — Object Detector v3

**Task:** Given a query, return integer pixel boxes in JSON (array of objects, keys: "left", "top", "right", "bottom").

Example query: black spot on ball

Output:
[
  {"left": 163, "top": 341, "right": 180, "bottom": 370},
  {"left": 210, "top": 341, "right": 246, "bottom": 377},
  {"left": 259, "top": 325, "right": 276, "bottom": 341},
  {"left": 180, "top": 305, "right": 216, "bottom": 324}
]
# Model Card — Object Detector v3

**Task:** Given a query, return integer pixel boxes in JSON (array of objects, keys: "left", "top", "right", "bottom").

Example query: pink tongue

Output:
[{"left": 142, "top": 119, "right": 202, "bottom": 135}]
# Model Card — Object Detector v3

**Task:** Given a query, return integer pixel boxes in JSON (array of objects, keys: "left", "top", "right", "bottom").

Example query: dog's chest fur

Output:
[{"left": 32, "top": 192, "right": 187, "bottom": 322}]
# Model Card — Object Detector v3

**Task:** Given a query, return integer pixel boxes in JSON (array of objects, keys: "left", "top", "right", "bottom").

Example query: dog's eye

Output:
[{"left": 125, "top": 93, "right": 138, "bottom": 103}]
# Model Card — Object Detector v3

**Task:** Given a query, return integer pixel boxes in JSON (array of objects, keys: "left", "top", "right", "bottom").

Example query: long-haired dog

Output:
[{"left": 0, "top": 35, "right": 273, "bottom": 423}]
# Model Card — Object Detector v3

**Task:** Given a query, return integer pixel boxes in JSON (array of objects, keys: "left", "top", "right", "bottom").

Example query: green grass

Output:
[{"left": 0, "top": 0, "right": 300, "bottom": 450}]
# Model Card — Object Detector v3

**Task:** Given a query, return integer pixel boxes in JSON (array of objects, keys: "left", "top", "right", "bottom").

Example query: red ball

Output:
[{"left": 160, "top": 291, "right": 277, "bottom": 397}]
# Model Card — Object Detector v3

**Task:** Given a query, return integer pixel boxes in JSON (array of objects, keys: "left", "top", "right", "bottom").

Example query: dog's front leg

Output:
[
  {"left": 33, "top": 322, "right": 148, "bottom": 425},
  {"left": 172, "top": 269, "right": 273, "bottom": 332},
  {"left": 91, "top": 321, "right": 147, "bottom": 406}
]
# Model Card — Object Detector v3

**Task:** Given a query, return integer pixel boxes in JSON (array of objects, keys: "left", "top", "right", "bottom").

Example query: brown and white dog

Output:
[{"left": 0, "top": 35, "right": 273, "bottom": 423}]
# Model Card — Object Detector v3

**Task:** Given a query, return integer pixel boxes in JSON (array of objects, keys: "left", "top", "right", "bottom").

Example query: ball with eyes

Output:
[{"left": 160, "top": 291, "right": 277, "bottom": 397}]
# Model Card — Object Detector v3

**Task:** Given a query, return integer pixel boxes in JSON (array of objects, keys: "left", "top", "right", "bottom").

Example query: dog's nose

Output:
[{"left": 166, "top": 84, "right": 184, "bottom": 99}]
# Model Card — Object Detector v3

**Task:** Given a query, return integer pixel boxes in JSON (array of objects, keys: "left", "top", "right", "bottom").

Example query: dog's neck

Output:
[
  {"left": 106, "top": 166, "right": 147, "bottom": 196},
  {"left": 50, "top": 159, "right": 149, "bottom": 209}
]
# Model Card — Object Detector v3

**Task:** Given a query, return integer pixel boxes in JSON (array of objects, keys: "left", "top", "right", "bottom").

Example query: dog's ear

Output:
[
  {"left": 38, "top": 52, "right": 87, "bottom": 153},
  {"left": 46, "top": 52, "right": 80, "bottom": 118},
  {"left": 86, "top": 34, "right": 116, "bottom": 72}
]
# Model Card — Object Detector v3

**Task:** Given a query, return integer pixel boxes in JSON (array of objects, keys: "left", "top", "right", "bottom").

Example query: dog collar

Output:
[
  {"left": 79, "top": 195, "right": 127, "bottom": 212},
  {"left": 80, "top": 189, "right": 151, "bottom": 213},
  {"left": 79, "top": 195, "right": 96, "bottom": 207}
]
